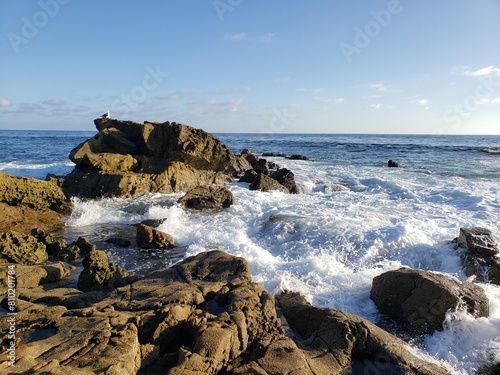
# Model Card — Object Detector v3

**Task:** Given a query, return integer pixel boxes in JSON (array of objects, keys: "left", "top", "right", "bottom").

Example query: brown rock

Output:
[
  {"left": 458, "top": 227, "right": 499, "bottom": 256},
  {"left": 0, "top": 231, "right": 48, "bottom": 265},
  {"left": 136, "top": 224, "right": 175, "bottom": 250},
  {"left": 370, "top": 267, "right": 489, "bottom": 333},
  {"left": 77, "top": 249, "right": 139, "bottom": 292},
  {"left": 277, "top": 291, "right": 449, "bottom": 375},
  {"left": 250, "top": 173, "right": 289, "bottom": 194},
  {"left": 270, "top": 168, "right": 296, "bottom": 193},
  {"left": 177, "top": 186, "right": 235, "bottom": 210}
]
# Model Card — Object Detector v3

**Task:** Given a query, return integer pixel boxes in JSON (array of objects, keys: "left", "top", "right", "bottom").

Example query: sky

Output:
[{"left": 0, "top": 0, "right": 499, "bottom": 134}]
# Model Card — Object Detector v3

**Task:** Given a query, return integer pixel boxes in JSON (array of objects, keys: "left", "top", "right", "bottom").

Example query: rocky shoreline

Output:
[{"left": 1, "top": 118, "right": 499, "bottom": 374}]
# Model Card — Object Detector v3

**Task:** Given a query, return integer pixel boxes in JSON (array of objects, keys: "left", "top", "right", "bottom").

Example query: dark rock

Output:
[
  {"left": 457, "top": 227, "right": 499, "bottom": 256},
  {"left": 31, "top": 229, "right": 68, "bottom": 256},
  {"left": 62, "top": 118, "right": 252, "bottom": 198},
  {"left": 0, "top": 231, "right": 48, "bottom": 265},
  {"left": 74, "top": 237, "right": 96, "bottom": 255},
  {"left": 77, "top": 249, "right": 138, "bottom": 292},
  {"left": 388, "top": 159, "right": 400, "bottom": 167},
  {"left": 262, "top": 152, "right": 287, "bottom": 158},
  {"left": 177, "top": 186, "right": 235, "bottom": 210},
  {"left": 370, "top": 267, "right": 489, "bottom": 334},
  {"left": 140, "top": 218, "right": 166, "bottom": 228},
  {"left": 277, "top": 291, "right": 449, "bottom": 375},
  {"left": 289, "top": 154, "right": 309, "bottom": 161},
  {"left": 270, "top": 168, "right": 296, "bottom": 193},
  {"left": 238, "top": 169, "right": 259, "bottom": 183},
  {"left": 240, "top": 148, "right": 259, "bottom": 165},
  {"left": 56, "top": 243, "right": 80, "bottom": 261},
  {"left": 105, "top": 237, "right": 132, "bottom": 247},
  {"left": 249, "top": 173, "right": 289, "bottom": 194},
  {"left": 253, "top": 158, "right": 270, "bottom": 174},
  {"left": 136, "top": 224, "right": 175, "bottom": 250}
]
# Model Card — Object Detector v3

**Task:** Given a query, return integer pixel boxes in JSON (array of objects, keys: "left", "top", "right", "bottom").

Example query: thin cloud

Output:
[
  {"left": 0, "top": 98, "right": 11, "bottom": 107},
  {"left": 222, "top": 32, "right": 276, "bottom": 43},
  {"left": 479, "top": 96, "right": 500, "bottom": 104},
  {"left": 42, "top": 97, "right": 66, "bottom": 106},
  {"left": 411, "top": 98, "right": 431, "bottom": 106},
  {"left": 370, "top": 103, "right": 392, "bottom": 110},
  {"left": 275, "top": 76, "right": 290, "bottom": 83},
  {"left": 367, "top": 83, "right": 399, "bottom": 93},
  {"left": 462, "top": 66, "right": 500, "bottom": 77},
  {"left": 314, "top": 96, "right": 345, "bottom": 104}
]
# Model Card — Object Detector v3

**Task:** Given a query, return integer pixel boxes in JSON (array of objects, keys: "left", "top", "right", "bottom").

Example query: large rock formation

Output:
[
  {"left": 0, "top": 172, "right": 69, "bottom": 233},
  {"left": 62, "top": 118, "right": 251, "bottom": 198},
  {"left": 371, "top": 268, "right": 489, "bottom": 334},
  {"left": 0, "top": 231, "right": 48, "bottom": 265},
  {"left": 2, "top": 251, "right": 450, "bottom": 374}
]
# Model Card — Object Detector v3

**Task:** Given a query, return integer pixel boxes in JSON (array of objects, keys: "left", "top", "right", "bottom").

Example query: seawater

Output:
[{"left": 1, "top": 130, "right": 500, "bottom": 374}]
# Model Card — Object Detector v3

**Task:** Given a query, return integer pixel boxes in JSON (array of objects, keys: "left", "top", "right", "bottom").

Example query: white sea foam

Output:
[{"left": 0, "top": 161, "right": 75, "bottom": 179}]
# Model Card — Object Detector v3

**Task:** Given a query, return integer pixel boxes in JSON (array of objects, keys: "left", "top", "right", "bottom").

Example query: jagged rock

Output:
[
  {"left": 56, "top": 243, "right": 80, "bottom": 261},
  {"left": 270, "top": 168, "right": 296, "bottom": 193},
  {"left": 388, "top": 159, "right": 400, "bottom": 167},
  {"left": 289, "top": 154, "right": 309, "bottom": 160},
  {"left": 72, "top": 237, "right": 96, "bottom": 256},
  {"left": 457, "top": 227, "right": 499, "bottom": 256},
  {"left": 140, "top": 218, "right": 166, "bottom": 228},
  {"left": 136, "top": 224, "right": 175, "bottom": 250},
  {"left": 249, "top": 174, "right": 289, "bottom": 194},
  {"left": 241, "top": 148, "right": 259, "bottom": 165},
  {"left": 62, "top": 119, "right": 251, "bottom": 198},
  {"left": 31, "top": 229, "right": 68, "bottom": 256},
  {"left": 0, "top": 262, "right": 75, "bottom": 290},
  {"left": 77, "top": 249, "right": 139, "bottom": 292},
  {"left": 455, "top": 228, "right": 500, "bottom": 285},
  {"left": 370, "top": 267, "right": 489, "bottom": 334},
  {"left": 0, "top": 172, "right": 70, "bottom": 233},
  {"left": 177, "top": 186, "right": 235, "bottom": 210},
  {"left": 277, "top": 291, "right": 448, "bottom": 375},
  {"left": 239, "top": 169, "right": 259, "bottom": 183},
  {"left": 0, "top": 231, "right": 48, "bottom": 265}
]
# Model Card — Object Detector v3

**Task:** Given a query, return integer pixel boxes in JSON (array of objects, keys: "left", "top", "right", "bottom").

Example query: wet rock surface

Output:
[
  {"left": 370, "top": 267, "right": 489, "bottom": 334},
  {"left": 177, "top": 186, "right": 235, "bottom": 210}
]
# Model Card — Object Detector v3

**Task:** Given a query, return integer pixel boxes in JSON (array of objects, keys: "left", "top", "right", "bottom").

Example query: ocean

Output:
[{"left": 1, "top": 129, "right": 500, "bottom": 374}]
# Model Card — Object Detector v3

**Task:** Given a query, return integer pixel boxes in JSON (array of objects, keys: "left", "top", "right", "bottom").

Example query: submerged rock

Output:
[
  {"left": 62, "top": 118, "right": 251, "bottom": 198},
  {"left": 388, "top": 159, "right": 400, "bottom": 167},
  {"left": 178, "top": 186, "right": 235, "bottom": 210},
  {"left": 289, "top": 154, "right": 309, "bottom": 161},
  {"left": 136, "top": 224, "right": 175, "bottom": 250},
  {"left": 370, "top": 267, "right": 489, "bottom": 334}
]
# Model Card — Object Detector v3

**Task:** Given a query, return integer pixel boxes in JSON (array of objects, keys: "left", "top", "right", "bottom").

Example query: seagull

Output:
[{"left": 101, "top": 111, "right": 110, "bottom": 119}]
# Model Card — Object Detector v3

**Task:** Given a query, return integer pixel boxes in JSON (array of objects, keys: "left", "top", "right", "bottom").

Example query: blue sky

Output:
[{"left": 1, "top": 0, "right": 499, "bottom": 134}]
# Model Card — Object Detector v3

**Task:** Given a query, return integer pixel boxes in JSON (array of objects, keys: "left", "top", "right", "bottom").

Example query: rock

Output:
[
  {"left": 270, "top": 168, "right": 296, "bottom": 193},
  {"left": 62, "top": 119, "right": 251, "bottom": 198},
  {"left": 77, "top": 249, "right": 139, "bottom": 292},
  {"left": 177, "top": 186, "right": 235, "bottom": 210},
  {"left": 277, "top": 291, "right": 449, "bottom": 375},
  {"left": 0, "top": 172, "right": 70, "bottom": 234},
  {"left": 262, "top": 152, "right": 287, "bottom": 158},
  {"left": 289, "top": 154, "right": 309, "bottom": 161},
  {"left": 241, "top": 148, "right": 260, "bottom": 166},
  {"left": 457, "top": 227, "right": 499, "bottom": 256},
  {"left": 0, "top": 231, "right": 48, "bottom": 265},
  {"left": 249, "top": 173, "right": 289, "bottom": 194},
  {"left": 105, "top": 237, "right": 132, "bottom": 247},
  {"left": 238, "top": 169, "right": 259, "bottom": 183},
  {"left": 388, "top": 159, "right": 400, "bottom": 167},
  {"left": 0, "top": 262, "right": 75, "bottom": 290},
  {"left": 140, "top": 218, "right": 166, "bottom": 228},
  {"left": 31, "top": 229, "right": 68, "bottom": 256},
  {"left": 456, "top": 228, "right": 500, "bottom": 285},
  {"left": 73, "top": 237, "right": 96, "bottom": 255},
  {"left": 136, "top": 224, "right": 175, "bottom": 250},
  {"left": 56, "top": 243, "right": 80, "bottom": 261},
  {"left": 370, "top": 267, "right": 489, "bottom": 334}
]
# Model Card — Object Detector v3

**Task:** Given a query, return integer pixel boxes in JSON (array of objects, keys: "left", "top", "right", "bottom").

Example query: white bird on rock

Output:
[{"left": 101, "top": 111, "right": 110, "bottom": 119}]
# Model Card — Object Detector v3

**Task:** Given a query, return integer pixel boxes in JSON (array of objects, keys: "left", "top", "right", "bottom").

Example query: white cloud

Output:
[
  {"left": 368, "top": 83, "right": 391, "bottom": 93},
  {"left": 462, "top": 66, "right": 500, "bottom": 77},
  {"left": 275, "top": 76, "right": 290, "bottom": 83},
  {"left": 411, "top": 98, "right": 431, "bottom": 107},
  {"left": 42, "top": 97, "right": 66, "bottom": 106},
  {"left": 0, "top": 98, "right": 11, "bottom": 107},
  {"left": 479, "top": 96, "right": 500, "bottom": 104},
  {"left": 370, "top": 103, "right": 393, "bottom": 110}
]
